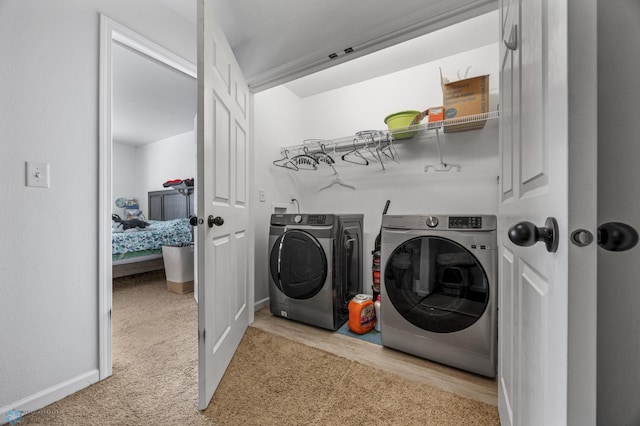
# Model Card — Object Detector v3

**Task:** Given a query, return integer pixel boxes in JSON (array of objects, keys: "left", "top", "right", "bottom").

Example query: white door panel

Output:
[
  {"left": 197, "top": 0, "right": 252, "bottom": 410},
  {"left": 519, "top": 262, "right": 548, "bottom": 425},
  {"left": 498, "top": 0, "right": 597, "bottom": 424},
  {"left": 498, "top": 247, "right": 515, "bottom": 424}
]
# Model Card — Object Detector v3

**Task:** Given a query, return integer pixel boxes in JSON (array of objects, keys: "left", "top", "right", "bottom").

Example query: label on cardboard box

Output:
[
  {"left": 443, "top": 75, "right": 489, "bottom": 132},
  {"left": 428, "top": 107, "right": 444, "bottom": 123}
]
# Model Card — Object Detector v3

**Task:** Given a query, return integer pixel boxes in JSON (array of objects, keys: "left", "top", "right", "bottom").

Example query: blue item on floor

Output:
[{"left": 336, "top": 321, "right": 381, "bottom": 346}]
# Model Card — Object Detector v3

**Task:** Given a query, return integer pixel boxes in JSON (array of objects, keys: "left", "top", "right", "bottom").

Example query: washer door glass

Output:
[
  {"left": 384, "top": 236, "right": 489, "bottom": 333},
  {"left": 270, "top": 230, "right": 328, "bottom": 300}
]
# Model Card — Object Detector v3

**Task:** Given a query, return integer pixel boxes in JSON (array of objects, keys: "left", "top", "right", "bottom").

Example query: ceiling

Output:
[
  {"left": 112, "top": 42, "right": 196, "bottom": 146},
  {"left": 160, "top": 0, "right": 497, "bottom": 90},
  {"left": 284, "top": 11, "right": 498, "bottom": 98},
  {"left": 113, "top": 0, "right": 497, "bottom": 147}
]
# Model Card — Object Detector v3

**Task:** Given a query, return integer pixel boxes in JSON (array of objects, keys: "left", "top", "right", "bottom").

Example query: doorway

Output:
[{"left": 98, "top": 15, "right": 196, "bottom": 379}]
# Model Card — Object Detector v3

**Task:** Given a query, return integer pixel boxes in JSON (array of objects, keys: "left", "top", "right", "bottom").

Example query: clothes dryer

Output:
[
  {"left": 269, "top": 213, "right": 363, "bottom": 330},
  {"left": 380, "top": 214, "right": 497, "bottom": 377}
]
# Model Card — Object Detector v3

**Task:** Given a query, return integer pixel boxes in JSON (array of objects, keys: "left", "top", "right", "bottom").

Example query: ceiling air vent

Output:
[{"left": 328, "top": 53, "right": 338, "bottom": 60}]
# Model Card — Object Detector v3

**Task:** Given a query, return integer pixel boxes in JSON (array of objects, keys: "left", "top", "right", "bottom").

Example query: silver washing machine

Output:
[
  {"left": 269, "top": 213, "right": 363, "bottom": 330},
  {"left": 380, "top": 214, "right": 497, "bottom": 377}
]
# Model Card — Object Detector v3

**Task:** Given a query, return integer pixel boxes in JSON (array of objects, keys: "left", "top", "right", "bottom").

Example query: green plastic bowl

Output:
[{"left": 384, "top": 110, "right": 422, "bottom": 139}]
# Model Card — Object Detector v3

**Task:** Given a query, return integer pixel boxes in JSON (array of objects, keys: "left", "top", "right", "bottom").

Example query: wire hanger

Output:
[
  {"left": 380, "top": 134, "right": 400, "bottom": 163},
  {"left": 357, "top": 130, "right": 391, "bottom": 171},
  {"left": 375, "top": 142, "right": 386, "bottom": 171},
  {"left": 365, "top": 144, "right": 380, "bottom": 163},
  {"left": 341, "top": 138, "right": 369, "bottom": 166},
  {"left": 360, "top": 137, "right": 380, "bottom": 163},
  {"left": 273, "top": 149, "right": 299, "bottom": 171}
]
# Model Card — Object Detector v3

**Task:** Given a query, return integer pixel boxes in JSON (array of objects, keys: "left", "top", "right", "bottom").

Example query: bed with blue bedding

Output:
[{"left": 112, "top": 218, "right": 193, "bottom": 278}]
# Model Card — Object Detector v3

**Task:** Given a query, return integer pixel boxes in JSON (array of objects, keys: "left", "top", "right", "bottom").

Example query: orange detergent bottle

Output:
[{"left": 348, "top": 294, "right": 375, "bottom": 334}]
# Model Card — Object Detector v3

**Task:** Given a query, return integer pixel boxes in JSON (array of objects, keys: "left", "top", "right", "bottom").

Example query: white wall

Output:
[
  {"left": 134, "top": 130, "right": 196, "bottom": 216},
  {"left": 597, "top": 1, "right": 640, "bottom": 423},
  {"left": 253, "top": 86, "right": 305, "bottom": 307},
  {"left": 254, "top": 43, "right": 499, "bottom": 302},
  {"left": 112, "top": 143, "right": 137, "bottom": 214},
  {"left": 0, "top": 0, "right": 195, "bottom": 417},
  {"left": 113, "top": 132, "right": 195, "bottom": 219}
]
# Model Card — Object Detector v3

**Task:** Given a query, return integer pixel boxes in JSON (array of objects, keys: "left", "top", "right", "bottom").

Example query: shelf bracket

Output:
[
  {"left": 424, "top": 129, "right": 461, "bottom": 172},
  {"left": 424, "top": 163, "right": 461, "bottom": 172}
]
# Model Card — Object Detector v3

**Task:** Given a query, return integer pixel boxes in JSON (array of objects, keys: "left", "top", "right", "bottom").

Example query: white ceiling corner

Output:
[{"left": 158, "top": 0, "right": 197, "bottom": 25}]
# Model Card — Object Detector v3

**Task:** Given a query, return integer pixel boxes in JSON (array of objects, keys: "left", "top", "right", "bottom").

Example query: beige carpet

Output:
[{"left": 21, "top": 271, "right": 499, "bottom": 425}]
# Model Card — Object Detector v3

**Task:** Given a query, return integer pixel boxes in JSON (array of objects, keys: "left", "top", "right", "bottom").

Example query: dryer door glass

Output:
[
  {"left": 384, "top": 236, "right": 489, "bottom": 333},
  {"left": 270, "top": 230, "right": 328, "bottom": 300}
]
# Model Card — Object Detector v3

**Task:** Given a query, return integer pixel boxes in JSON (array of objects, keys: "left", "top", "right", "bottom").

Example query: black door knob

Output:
[
  {"left": 508, "top": 217, "right": 559, "bottom": 253},
  {"left": 208, "top": 215, "right": 224, "bottom": 227},
  {"left": 189, "top": 216, "right": 201, "bottom": 227},
  {"left": 598, "top": 222, "right": 638, "bottom": 252}
]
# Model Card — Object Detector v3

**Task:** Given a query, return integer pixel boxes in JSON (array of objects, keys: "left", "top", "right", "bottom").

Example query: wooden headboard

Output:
[{"left": 148, "top": 189, "right": 194, "bottom": 221}]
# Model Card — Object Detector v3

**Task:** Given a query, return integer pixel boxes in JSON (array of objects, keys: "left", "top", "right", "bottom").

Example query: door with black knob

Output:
[
  {"left": 497, "top": 0, "right": 598, "bottom": 424},
  {"left": 196, "top": 5, "right": 252, "bottom": 411}
]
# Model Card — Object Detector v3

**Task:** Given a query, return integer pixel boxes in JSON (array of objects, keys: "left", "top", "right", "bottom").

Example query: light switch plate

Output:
[{"left": 26, "top": 161, "right": 50, "bottom": 188}]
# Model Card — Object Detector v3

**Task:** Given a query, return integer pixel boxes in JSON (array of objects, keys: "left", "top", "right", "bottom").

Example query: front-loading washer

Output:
[
  {"left": 380, "top": 214, "right": 497, "bottom": 377},
  {"left": 269, "top": 213, "right": 363, "bottom": 330}
]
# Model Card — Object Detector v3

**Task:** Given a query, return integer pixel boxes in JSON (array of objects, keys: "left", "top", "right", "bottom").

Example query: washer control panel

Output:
[
  {"left": 382, "top": 215, "right": 496, "bottom": 231},
  {"left": 425, "top": 216, "right": 439, "bottom": 228},
  {"left": 448, "top": 216, "right": 483, "bottom": 229}
]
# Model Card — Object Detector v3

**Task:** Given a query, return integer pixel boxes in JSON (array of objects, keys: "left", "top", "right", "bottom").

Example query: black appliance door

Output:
[
  {"left": 384, "top": 236, "right": 489, "bottom": 333},
  {"left": 270, "top": 230, "right": 328, "bottom": 300},
  {"left": 340, "top": 225, "right": 361, "bottom": 305}
]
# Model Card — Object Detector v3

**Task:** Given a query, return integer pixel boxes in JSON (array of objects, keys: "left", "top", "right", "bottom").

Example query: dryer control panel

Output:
[{"left": 271, "top": 213, "right": 333, "bottom": 226}]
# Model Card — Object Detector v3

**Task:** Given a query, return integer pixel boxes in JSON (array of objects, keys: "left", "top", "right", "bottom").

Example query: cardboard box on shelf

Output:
[{"left": 442, "top": 74, "right": 489, "bottom": 133}]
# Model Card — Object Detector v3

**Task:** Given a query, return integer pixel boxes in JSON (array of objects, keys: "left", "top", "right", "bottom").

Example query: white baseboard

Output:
[
  {"left": 254, "top": 296, "right": 269, "bottom": 312},
  {"left": 0, "top": 369, "right": 99, "bottom": 425}
]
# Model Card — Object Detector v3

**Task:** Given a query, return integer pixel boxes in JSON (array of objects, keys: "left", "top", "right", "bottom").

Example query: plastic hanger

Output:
[
  {"left": 290, "top": 147, "right": 319, "bottom": 170},
  {"left": 310, "top": 143, "right": 335, "bottom": 166},
  {"left": 318, "top": 164, "right": 356, "bottom": 191}
]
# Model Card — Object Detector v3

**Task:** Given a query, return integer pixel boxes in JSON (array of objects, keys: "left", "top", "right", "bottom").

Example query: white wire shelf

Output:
[{"left": 281, "top": 110, "right": 499, "bottom": 154}]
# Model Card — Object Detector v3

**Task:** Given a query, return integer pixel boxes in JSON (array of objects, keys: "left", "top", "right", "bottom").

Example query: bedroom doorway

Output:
[{"left": 99, "top": 16, "right": 197, "bottom": 379}]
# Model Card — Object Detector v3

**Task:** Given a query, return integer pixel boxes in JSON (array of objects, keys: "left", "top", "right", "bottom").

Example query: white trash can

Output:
[{"left": 162, "top": 243, "right": 194, "bottom": 294}]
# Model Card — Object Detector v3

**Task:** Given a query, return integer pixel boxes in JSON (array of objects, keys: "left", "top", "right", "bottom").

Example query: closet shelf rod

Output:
[{"left": 281, "top": 110, "right": 499, "bottom": 155}]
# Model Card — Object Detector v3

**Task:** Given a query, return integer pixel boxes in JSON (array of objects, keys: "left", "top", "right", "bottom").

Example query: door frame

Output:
[{"left": 98, "top": 15, "right": 197, "bottom": 379}]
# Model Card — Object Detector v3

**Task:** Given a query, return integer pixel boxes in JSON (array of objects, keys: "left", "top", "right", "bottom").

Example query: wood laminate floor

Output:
[{"left": 251, "top": 307, "right": 498, "bottom": 406}]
